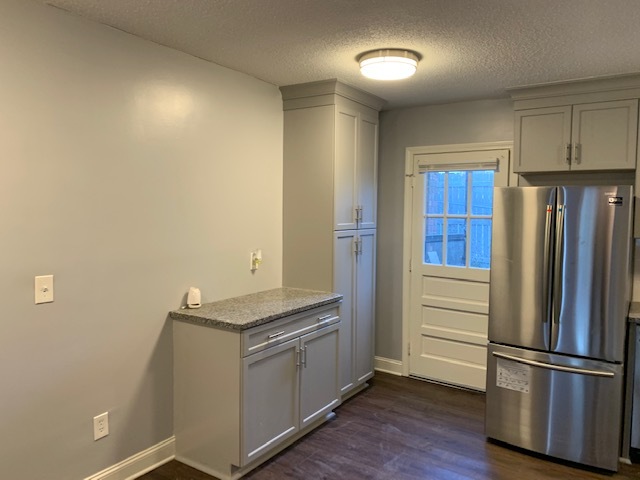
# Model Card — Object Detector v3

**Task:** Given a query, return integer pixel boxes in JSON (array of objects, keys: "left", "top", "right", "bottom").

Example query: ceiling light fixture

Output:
[{"left": 358, "top": 49, "right": 419, "bottom": 81}]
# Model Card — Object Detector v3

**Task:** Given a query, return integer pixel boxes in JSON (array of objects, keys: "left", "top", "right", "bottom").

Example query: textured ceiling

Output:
[{"left": 38, "top": 0, "right": 640, "bottom": 110}]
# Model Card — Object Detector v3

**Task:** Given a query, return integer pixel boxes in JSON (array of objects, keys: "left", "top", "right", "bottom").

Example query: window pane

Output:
[
  {"left": 447, "top": 172, "right": 467, "bottom": 215},
  {"left": 470, "top": 219, "right": 492, "bottom": 269},
  {"left": 471, "top": 170, "right": 494, "bottom": 215},
  {"left": 446, "top": 219, "right": 466, "bottom": 266},
  {"left": 424, "top": 218, "right": 443, "bottom": 265},
  {"left": 425, "top": 172, "right": 444, "bottom": 214}
]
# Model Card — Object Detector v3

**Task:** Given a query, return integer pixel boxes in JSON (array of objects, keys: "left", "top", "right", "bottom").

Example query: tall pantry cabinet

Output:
[{"left": 281, "top": 80, "right": 384, "bottom": 397}]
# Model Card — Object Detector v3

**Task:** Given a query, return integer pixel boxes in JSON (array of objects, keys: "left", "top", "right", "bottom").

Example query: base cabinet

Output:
[
  {"left": 242, "top": 339, "right": 299, "bottom": 463},
  {"left": 174, "top": 304, "right": 340, "bottom": 480},
  {"left": 242, "top": 323, "right": 340, "bottom": 465}
]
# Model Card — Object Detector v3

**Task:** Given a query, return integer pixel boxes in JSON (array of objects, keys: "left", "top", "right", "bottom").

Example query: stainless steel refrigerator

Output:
[{"left": 485, "top": 185, "right": 633, "bottom": 471}]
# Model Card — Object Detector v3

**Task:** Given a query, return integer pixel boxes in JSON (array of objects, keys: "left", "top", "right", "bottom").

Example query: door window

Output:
[
  {"left": 414, "top": 149, "right": 508, "bottom": 282},
  {"left": 424, "top": 170, "right": 494, "bottom": 270}
]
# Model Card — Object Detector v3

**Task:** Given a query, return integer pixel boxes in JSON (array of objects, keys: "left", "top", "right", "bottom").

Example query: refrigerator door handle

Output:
[
  {"left": 551, "top": 202, "right": 566, "bottom": 350},
  {"left": 542, "top": 203, "right": 554, "bottom": 328},
  {"left": 492, "top": 352, "right": 615, "bottom": 378}
]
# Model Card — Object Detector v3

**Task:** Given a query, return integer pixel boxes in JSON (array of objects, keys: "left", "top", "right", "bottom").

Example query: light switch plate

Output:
[{"left": 35, "top": 275, "right": 54, "bottom": 304}]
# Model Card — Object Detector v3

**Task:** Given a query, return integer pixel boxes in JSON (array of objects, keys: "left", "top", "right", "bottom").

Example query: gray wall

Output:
[
  {"left": 376, "top": 99, "right": 514, "bottom": 360},
  {"left": 0, "top": 1, "right": 283, "bottom": 479}
]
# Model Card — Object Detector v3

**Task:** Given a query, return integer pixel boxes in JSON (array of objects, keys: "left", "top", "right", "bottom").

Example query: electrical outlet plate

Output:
[
  {"left": 93, "top": 412, "right": 109, "bottom": 440},
  {"left": 34, "top": 275, "right": 54, "bottom": 304},
  {"left": 250, "top": 249, "right": 262, "bottom": 271}
]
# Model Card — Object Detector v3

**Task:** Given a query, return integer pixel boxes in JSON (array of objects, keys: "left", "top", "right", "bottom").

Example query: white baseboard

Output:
[
  {"left": 374, "top": 356, "right": 403, "bottom": 376},
  {"left": 84, "top": 436, "right": 175, "bottom": 480}
]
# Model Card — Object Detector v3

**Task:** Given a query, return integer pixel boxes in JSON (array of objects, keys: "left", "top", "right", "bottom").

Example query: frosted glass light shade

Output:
[{"left": 358, "top": 49, "right": 419, "bottom": 80}]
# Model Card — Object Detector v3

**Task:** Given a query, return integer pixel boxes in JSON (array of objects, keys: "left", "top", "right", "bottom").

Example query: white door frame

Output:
[{"left": 401, "top": 141, "right": 516, "bottom": 377}]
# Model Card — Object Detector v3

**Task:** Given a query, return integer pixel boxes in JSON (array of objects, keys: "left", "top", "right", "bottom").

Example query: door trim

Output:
[{"left": 401, "top": 141, "right": 515, "bottom": 376}]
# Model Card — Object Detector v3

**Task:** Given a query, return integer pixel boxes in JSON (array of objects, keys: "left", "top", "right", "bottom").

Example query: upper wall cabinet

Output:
[
  {"left": 335, "top": 107, "right": 379, "bottom": 230},
  {"left": 281, "top": 80, "right": 383, "bottom": 233},
  {"left": 510, "top": 75, "right": 640, "bottom": 174},
  {"left": 514, "top": 100, "right": 638, "bottom": 173}
]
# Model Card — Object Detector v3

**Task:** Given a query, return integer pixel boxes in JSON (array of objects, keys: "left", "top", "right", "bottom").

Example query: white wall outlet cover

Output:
[
  {"left": 250, "top": 249, "right": 263, "bottom": 271},
  {"left": 34, "top": 275, "right": 54, "bottom": 304},
  {"left": 93, "top": 412, "right": 109, "bottom": 440}
]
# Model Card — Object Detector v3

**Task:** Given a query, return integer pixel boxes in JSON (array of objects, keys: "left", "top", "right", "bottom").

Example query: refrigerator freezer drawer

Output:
[{"left": 486, "top": 343, "right": 624, "bottom": 471}]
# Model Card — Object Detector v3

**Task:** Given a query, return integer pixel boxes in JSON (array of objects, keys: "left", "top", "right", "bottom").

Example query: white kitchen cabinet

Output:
[
  {"left": 281, "top": 80, "right": 382, "bottom": 236},
  {"left": 334, "top": 229, "right": 376, "bottom": 394},
  {"left": 515, "top": 100, "right": 638, "bottom": 173},
  {"left": 356, "top": 111, "right": 379, "bottom": 230},
  {"left": 334, "top": 105, "right": 379, "bottom": 230},
  {"left": 571, "top": 101, "right": 638, "bottom": 171},
  {"left": 514, "top": 106, "right": 572, "bottom": 173},
  {"left": 282, "top": 80, "right": 382, "bottom": 399},
  {"left": 510, "top": 75, "right": 640, "bottom": 175},
  {"left": 299, "top": 324, "right": 341, "bottom": 427},
  {"left": 242, "top": 322, "right": 340, "bottom": 465},
  {"left": 173, "top": 298, "right": 341, "bottom": 480},
  {"left": 242, "top": 338, "right": 299, "bottom": 463}
]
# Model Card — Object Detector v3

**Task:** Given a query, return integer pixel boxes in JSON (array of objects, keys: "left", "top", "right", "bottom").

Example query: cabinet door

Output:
[
  {"left": 514, "top": 106, "right": 572, "bottom": 173},
  {"left": 355, "top": 229, "right": 376, "bottom": 384},
  {"left": 357, "top": 112, "right": 378, "bottom": 230},
  {"left": 241, "top": 339, "right": 299, "bottom": 466},
  {"left": 334, "top": 230, "right": 357, "bottom": 394},
  {"left": 299, "top": 323, "right": 340, "bottom": 428},
  {"left": 571, "top": 100, "right": 638, "bottom": 171},
  {"left": 334, "top": 106, "right": 358, "bottom": 230}
]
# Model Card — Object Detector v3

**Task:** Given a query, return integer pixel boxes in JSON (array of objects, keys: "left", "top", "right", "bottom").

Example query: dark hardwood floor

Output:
[{"left": 140, "top": 373, "right": 640, "bottom": 479}]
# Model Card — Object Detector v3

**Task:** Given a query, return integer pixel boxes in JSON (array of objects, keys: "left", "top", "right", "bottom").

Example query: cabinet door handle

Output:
[
  {"left": 573, "top": 143, "right": 580, "bottom": 164},
  {"left": 318, "top": 314, "right": 332, "bottom": 322},
  {"left": 302, "top": 346, "right": 307, "bottom": 368},
  {"left": 355, "top": 205, "right": 363, "bottom": 223},
  {"left": 565, "top": 143, "right": 571, "bottom": 165},
  {"left": 296, "top": 347, "right": 300, "bottom": 367},
  {"left": 267, "top": 330, "right": 286, "bottom": 339}
]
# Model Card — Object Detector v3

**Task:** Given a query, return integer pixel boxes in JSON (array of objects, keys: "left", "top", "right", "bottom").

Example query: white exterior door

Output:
[{"left": 408, "top": 148, "right": 509, "bottom": 391}]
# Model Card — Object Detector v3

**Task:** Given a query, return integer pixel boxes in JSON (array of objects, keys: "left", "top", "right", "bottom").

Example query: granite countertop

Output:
[
  {"left": 169, "top": 287, "right": 342, "bottom": 331},
  {"left": 629, "top": 302, "right": 640, "bottom": 323}
]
